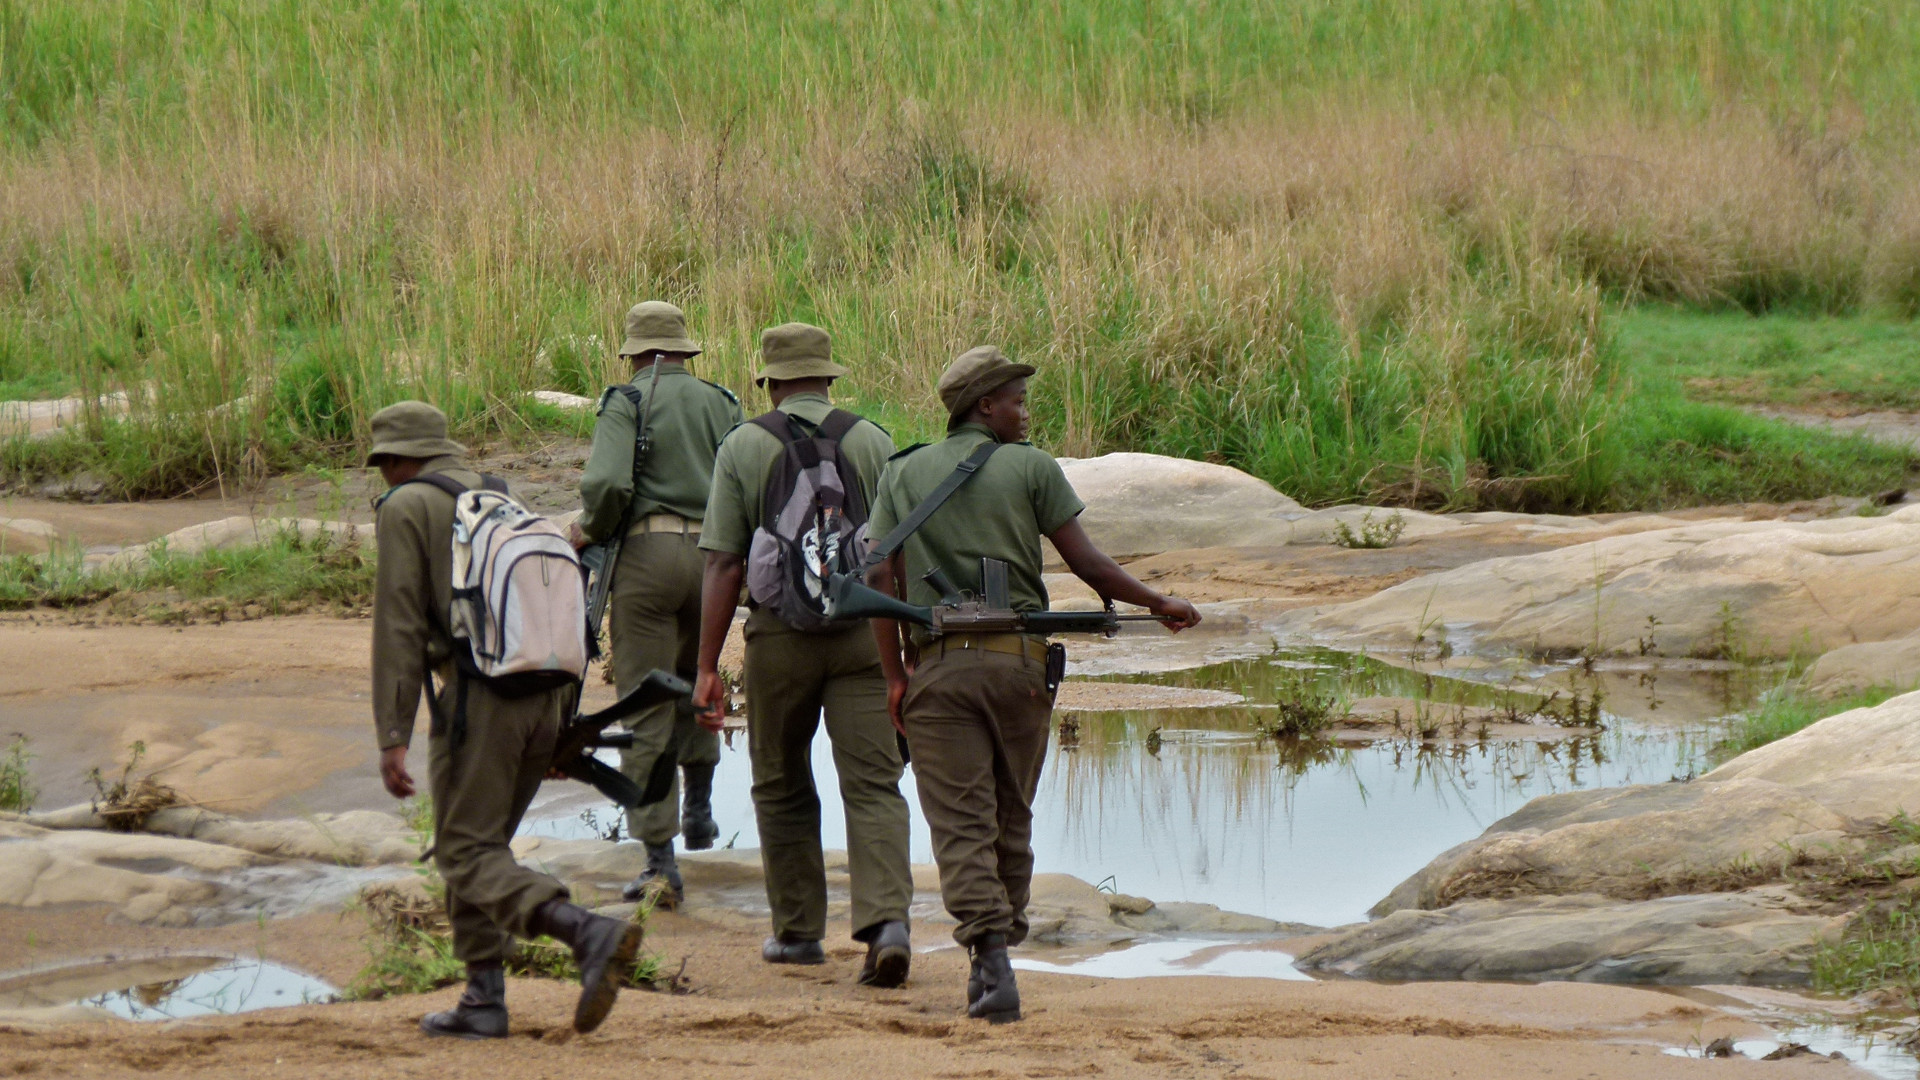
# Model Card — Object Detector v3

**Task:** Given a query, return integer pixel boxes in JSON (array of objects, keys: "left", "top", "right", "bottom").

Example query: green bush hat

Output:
[
  {"left": 618, "top": 301, "right": 702, "bottom": 358},
  {"left": 937, "top": 345, "right": 1036, "bottom": 423},
  {"left": 364, "top": 401, "right": 467, "bottom": 465},
  {"left": 755, "top": 322, "right": 849, "bottom": 386}
]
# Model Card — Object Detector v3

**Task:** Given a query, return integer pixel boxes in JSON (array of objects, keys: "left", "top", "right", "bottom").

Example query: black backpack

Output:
[{"left": 744, "top": 409, "right": 871, "bottom": 632}]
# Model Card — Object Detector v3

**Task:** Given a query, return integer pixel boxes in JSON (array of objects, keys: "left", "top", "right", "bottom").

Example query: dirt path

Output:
[{"left": 0, "top": 902, "right": 1832, "bottom": 1079}]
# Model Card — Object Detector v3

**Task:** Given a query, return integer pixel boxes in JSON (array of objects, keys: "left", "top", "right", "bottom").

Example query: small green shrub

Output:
[
  {"left": 1331, "top": 511, "right": 1407, "bottom": 550},
  {"left": 0, "top": 736, "right": 36, "bottom": 812}
]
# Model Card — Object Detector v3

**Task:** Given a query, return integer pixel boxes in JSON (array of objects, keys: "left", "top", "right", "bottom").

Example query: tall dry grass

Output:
[{"left": 4, "top": 110, "right": 1916, "bottom": 503}]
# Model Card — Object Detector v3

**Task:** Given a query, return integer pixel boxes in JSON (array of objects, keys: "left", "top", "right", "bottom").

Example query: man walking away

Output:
[
  {"left": 691, "top": 324, "right": 915, "bottom": 984},
  {"left": 864, "top": 349, "right": 1200, "bottom": 1023},
  {"left": 575, "top": 302, "right": 742, "bottom": 906},
  {"left": 368, "top": 401, "right": 642, "bottom": 1038}
]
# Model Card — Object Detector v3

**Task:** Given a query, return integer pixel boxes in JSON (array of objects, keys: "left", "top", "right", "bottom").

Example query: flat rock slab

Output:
[
  {"left": 511, "top": 838, "right": 1297, "bottom": 946},
  {"left": 1343, "top": 692, "right": 1920, "bottom": 985},
  {"left": 1297, "top": 888, "right": 1839, "bottom": 985},
  {"left": 1274, "top": 505, "right": 1920, "bottom": 660}
]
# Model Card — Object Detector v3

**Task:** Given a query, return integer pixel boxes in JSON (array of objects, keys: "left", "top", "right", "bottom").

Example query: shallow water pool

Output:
[{"left": 523, "top": 644, "right": 1756, "bottom": 928}]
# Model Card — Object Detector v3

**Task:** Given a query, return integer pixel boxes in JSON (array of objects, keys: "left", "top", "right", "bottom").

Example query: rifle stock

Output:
[{"left": 550, "top": 668, "right": 693, "bottom": 808}]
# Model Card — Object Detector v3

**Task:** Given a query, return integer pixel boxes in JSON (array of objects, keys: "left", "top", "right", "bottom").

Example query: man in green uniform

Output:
[
  {"left": 575, "top": 302, "right": 742, "bottom": 905},
  {"left": 865, "top": 348, "right": 1201, "bottom": 1024},
  {"left": 689, "top": 324, "right": 915, "bottom": 984},
  {"left": 369, "top": 401, "right": 642, "bottom": 1039}
]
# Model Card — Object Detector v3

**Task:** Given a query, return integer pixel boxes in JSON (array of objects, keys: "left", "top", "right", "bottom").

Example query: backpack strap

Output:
[
  {"left": 391, "top": 472, "right": 507, "bottom": 500},
  {"left": 749, "top": 410, "right": 801, "bottom": 442},
  {"left": 816, "top": 408, "right": 861, "bottom": 443},
  {"left": 864, "top": 440, "right": 1003, "bottom": 565},
  {"left": 385, "top": 469, "right": 506, "bottom": 750}
]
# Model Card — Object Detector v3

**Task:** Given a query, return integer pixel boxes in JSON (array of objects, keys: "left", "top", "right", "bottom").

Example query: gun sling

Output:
[{"left": 862, "top": 439, "right": 1003, "bottom": 566}]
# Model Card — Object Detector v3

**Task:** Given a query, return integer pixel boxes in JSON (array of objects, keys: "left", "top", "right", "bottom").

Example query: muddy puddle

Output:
[
  {"left": 0, "top": 955, "right": 336, "bottom": 1020},
  {"left": 522, "top": 643, "right": 1765, "bottom": 928}
]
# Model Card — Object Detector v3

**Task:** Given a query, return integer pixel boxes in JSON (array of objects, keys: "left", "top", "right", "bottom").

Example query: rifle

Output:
[
  {"left": 550, "top": 668, "right": 693, "bottom": 807},
  {"left": 824, "top": 558, "right": 1170, "bottom": 638},
  {"left": 581, "top": 359, "right": 663, "bottom": 658}
]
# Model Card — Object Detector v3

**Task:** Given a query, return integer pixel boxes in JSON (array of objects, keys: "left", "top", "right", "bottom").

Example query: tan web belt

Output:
[
  {"left": 627, "top": 513, "right": 701, "bottom": 537},
  {"left": 928, "top": 633, "right": 1050, "bottom": 664}
]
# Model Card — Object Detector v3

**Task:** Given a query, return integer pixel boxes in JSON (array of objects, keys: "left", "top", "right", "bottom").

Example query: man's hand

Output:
[
  {"left": 380, "top": 746, "right": 416, "bottom": 799},
  {"left": 886, "top": 676, "right": 909, "bottom": 735},
  {"left": 693, "top": 668, "right": 729, "bottom": 733},
  {"left": 1151, "top": 594, "right": 1202, "bottom": 632},
  {"left": 567, "top": 522, "right": 590, "bottom": 551}
]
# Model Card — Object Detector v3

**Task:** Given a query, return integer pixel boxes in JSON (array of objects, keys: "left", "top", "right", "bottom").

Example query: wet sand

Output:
[{"left": 0, "top": 902, "right": 1838, "bottom": 1079}]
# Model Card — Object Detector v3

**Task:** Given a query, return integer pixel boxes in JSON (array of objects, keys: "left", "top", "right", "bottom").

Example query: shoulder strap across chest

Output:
[{"left": 864, "top": 440, "right": 1002, "bottom": 565}]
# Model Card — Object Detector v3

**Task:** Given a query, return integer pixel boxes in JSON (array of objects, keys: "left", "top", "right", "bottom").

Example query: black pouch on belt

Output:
[{"left": 1044, "top": 642, "right": 1067, "bottom": 696}]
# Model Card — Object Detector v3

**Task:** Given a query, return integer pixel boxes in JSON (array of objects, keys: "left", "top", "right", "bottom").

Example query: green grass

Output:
[
  {"left": 0, "top": 737, "right": 35, "bottom": 813},
  {"left": 1711, "top": 683, "right": 1906, "bottom": 764},
  {"left": 0, "top": 526, "right": 375, "bottom": 614},
  {"left": 10, "top": 0, "right": 1920, "bottom": 143},
  {"left": 1619, "top": 308, "right": 1920, "bottom": 412}
]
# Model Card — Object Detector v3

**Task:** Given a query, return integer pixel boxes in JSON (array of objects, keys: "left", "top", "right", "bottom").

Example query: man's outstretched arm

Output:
[{"left": 1047, "top": 516, "right": 1201, "bottom": 630}]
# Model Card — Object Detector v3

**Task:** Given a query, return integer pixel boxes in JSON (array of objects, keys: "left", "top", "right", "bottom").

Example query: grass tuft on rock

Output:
[
  {"left": 0, "top": 736, "right": 35, "bottom": 812},
  {"left": 0, "top": 526, "right": 375, "bottom": 617},
  {"left": 1711, "top": 683, "right": 1907, "bottom": 764}
]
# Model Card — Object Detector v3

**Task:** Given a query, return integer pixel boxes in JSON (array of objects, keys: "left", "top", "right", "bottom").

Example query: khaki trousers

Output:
[
  {"left": 428, "top": 679, "right": 571, "bottom": 965},
  {"left": 744, "top": 608, "right": 913, "bottom": 942},
  {"left": 609, "top": 530, "right": 720, "bottom": 844},
  {"left": 902, "top": 645, "right": 1054, "bottom": 947}
]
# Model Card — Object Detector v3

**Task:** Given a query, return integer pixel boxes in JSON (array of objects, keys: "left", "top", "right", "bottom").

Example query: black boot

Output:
[
  {"left": 761, "top": 935, "right": 827, "bottom": 965},
  {"left": 857, "top": 920, "right": 911, "bottom": 988},
  {"left": 621, "top": 841, "right": 684, "bottom": 908},
  {"left": 967, "top": 952, "right": 984, "bottom": 1007},
  {"left": 419, "top": 964, "right": 508, "bottom": 1039},
  {"left": 531, "top": 899, "right": 645, "bottom": 1034},
  {"left": 681, "top": 763, "right": 718, "bottom": 851},
  {"left": 967, "top": 934, "right": 1020, "bottom": 1025}
]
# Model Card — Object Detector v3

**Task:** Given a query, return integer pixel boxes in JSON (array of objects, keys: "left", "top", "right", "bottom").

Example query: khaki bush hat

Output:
[
  {"left": 618, "top": 301, "right": 701, "bottom": 358},
  {"left": 937, "top": 345, "right": 1036, "bottom": 421},
  {"left": 365, "top": 401, "right": 467, "bottom": 464},
  {"left": 755, "top": 322, "right": 849, "bottom": 386}
]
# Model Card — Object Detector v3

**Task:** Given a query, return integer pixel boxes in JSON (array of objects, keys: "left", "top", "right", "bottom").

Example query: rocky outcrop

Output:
[
  {"left": 512, "top": 837, "right": 1304, "bottom": 945},
  {"left": 1274, "top": 506, "right": 1920, "bottom": 660},
  {"left": 0, "top": 393, "right": 131, "bottom": 439},
  {"left": 0, "top": 518, "right": 58, "bottom": 556},
  {"left": 99, "top": 517, "right": 374, "bottom": 571},
  {"left": 1297, "top": 692, "right": 1920, "bottom": 984},
  {"left": 1059, "top": 453, "right": 1303, "bottom": 558},
  {"left": 1297, "top": 889, "right": 1837, "bottom": 985},
  {"left": 1802, "top": 630, "right": 1920, "bottom": 698}
]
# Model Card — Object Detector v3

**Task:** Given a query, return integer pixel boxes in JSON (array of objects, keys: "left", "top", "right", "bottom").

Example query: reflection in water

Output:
[
  {"left": 1043, "top": 704, "right": 1717, "bottom": 926},
  {"left": 523, "top": 648, "right": 1756, "bottom": 929},
  {"left": 94, "top": 959, "right": 336, "bottom": 1020},
  {"left": 1013, "top": 938, "right": 1313, "bottom": 981}
]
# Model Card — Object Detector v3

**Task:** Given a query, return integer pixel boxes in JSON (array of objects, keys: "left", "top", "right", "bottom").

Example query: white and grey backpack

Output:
[{"left": 401, "top": 473, "right": 589, "bottom": 695}]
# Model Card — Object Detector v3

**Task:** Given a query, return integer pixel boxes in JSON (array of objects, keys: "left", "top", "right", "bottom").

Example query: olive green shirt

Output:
[
  {"left": 578, "top": 362, "right": 742, "bottom": 542},
  {"left": 867, "top": 423, "right": 1085, "bottom": 614},
  {"left": 700, "top": 392, "right": 896, "bottom": 557},
  {"left": 371, "top": 456, "right": 483, "bottom": 750}
]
